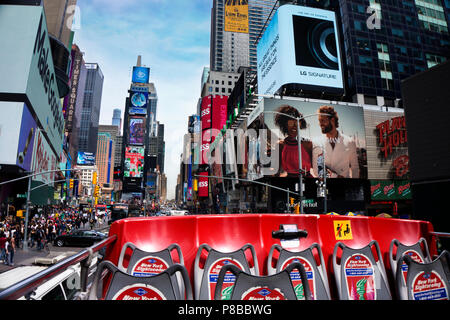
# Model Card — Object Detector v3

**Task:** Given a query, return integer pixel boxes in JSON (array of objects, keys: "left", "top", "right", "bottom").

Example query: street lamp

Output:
[{"left": 261, "top": 111, "right": 332, "bottom": 214}]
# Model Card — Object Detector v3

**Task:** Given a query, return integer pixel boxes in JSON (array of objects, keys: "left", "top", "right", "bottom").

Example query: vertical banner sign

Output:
[
  {"left": 225, "top": 0, "right": 249, "bottom": 33},
  {"left": 198, "top": 172, "right": 209, "bottom": 198},
  {"left": 201, "top": 96, "right": 212, "bottom": 130},
  {"left": 65, "top": 53, "right": 81, "bottom": 132}
]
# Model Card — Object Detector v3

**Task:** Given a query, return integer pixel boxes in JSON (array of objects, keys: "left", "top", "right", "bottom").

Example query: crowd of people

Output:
[{"left": 0, "top": 206, "right": 108, "bottom": 266}]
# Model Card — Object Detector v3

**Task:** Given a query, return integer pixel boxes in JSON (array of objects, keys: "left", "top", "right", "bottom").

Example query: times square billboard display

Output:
[
  {"left": 246, "top": 98, "right": 367, "bottom": 181},
  {"left": 124, "top": 146, "right": 144, "bottom": 178},
  {"left": 128, "top": 117, "right": 146, "bottom": 145},
  {"left": 129, "top": 91, "right": 148, "bottom": 115},
  {"left": 132, "top": 67, "right": 150, "bottom": 84},
  {"left": 257, "top": 5, "right": 344, "bottom": 96}
]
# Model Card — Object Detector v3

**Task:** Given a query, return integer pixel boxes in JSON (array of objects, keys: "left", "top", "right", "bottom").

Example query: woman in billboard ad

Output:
[
  {"left": 273, "top": 105, "right": 313, "bottom": 178},
  {"left": 262, "top": 98, "right": 368, "bottom": 180}
]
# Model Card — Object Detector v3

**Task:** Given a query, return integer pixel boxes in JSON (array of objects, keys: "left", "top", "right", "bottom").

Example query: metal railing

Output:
[
  {"left": 0, "top": 235, "right": 117, "bottom": 300},
  {"left": 430, "top": 232, "right": 450, "bottom": 238}
]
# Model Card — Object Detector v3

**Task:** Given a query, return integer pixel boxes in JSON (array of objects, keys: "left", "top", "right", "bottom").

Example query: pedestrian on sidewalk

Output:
[
  {"left": 5, "top": 236, "right": 14, "bottom": 266},
  {"left": 0, "top": 232, "right": 6, "bottom": 263}
]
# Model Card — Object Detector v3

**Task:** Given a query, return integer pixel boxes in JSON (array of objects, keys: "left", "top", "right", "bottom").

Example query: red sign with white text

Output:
[{"left": 198, "top": 172, "right": 209, "bottom": 197}]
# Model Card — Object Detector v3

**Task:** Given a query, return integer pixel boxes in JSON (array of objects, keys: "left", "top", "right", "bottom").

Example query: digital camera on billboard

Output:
[{"left": 293, "top": 16, "right": 339, "bottom": 70}]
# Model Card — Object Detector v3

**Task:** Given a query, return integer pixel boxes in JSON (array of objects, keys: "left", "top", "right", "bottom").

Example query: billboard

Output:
[
  {"left": 364, "top": 110, "right": 409, "bottom": 180},
  {"left": 124, "top": 147, "right": 144, "bottom": 178},
  {"left": 129, "top": 91, "right": 148, "bottom": 115},
  {"left": 0, "top": 6, "right": 64, "bottom": 155},
  {"left": 31, "top": 130, "right": 57, "bottom": 185},
  {"left": 248, "top": 98, "right": 367, "bottom": 180},
  {"left": 370, "top": 180, "right": 412, "bottom": 200},
  {"left": 77, "top": 152, "right": 96, "bottom": 166},
  {"left": 225, "top": 0, "right": 249, "bottom": 33},
  {"left": 257, "top": 5, "right": 344, "bottom": 95},
  {"left": 16, "top": 104, "right": 37, "bottom": 172},
  {"left": 129, "top": 117, "right": 146, "bottom": 145},
  {"left": 132, "top": 67, "right": 150, "bottom": 84}
]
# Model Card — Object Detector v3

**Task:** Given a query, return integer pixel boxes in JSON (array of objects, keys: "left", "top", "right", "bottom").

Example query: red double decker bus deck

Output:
[{"left": 103, "top": 214, "right": 440, "bottom": 300}]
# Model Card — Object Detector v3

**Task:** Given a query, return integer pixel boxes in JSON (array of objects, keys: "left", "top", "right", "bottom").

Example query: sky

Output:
[{"left": 73, "top": 0, "right": 212, "bottom": 200}]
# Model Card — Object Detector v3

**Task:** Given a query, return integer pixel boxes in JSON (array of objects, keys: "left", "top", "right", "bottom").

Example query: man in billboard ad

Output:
[
  {"left": 256, "top": 98, "right": 367, "bottom": 180},
  {"left": 129, "top": 117, "right": 145, "bottom": 145},
  {"left": 257, "top": 5, "right": 344, "bottom": 96},
  {"left": 124, "top": 147, "right": 144, "bottom": 178}
]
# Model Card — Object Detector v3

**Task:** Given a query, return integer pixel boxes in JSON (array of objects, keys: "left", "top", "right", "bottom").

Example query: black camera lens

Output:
[{"left": 293, "top": 15, "right": 339, "bottom": 70}]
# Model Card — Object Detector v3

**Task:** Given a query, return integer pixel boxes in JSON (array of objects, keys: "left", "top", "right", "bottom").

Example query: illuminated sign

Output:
[
  {"left": 132, "top": 67, "right": 150, "bottom": 84},
  {"left": 124, "top": 147, "right": 144, "bottom": 178},
  {"left": 257, "top": 5, "right": 344, "bottom": 95},
  {"left": 129, "top": 117, "right": 146, "bottom": 145}
]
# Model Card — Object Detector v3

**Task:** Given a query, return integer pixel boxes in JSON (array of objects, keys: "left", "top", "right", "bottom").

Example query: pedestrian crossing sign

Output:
[{"left": 334, "top": 220, "right": 353, "bottom": 241}]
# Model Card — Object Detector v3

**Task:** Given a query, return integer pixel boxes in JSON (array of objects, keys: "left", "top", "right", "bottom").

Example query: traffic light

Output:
[
  {"left": 69, "top": 179, "right": 74, "bottom": 189},
  {"left": 92, "top": 172, "right": 97, "bottom": 185}
]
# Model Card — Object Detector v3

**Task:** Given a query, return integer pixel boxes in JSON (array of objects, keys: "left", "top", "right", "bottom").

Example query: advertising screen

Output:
[
  {"left": 77, "top": 152, "right": 96, "bottom": 166},
  {"left": 129, "top": 91, "right": 148, "bottom": 115},
  {"left": 132, "top": 67, "right": 150, "bottom": 84},
  {"left": 129, "top": 117, "right": 146, "bottom": 145},
  {"left": 257, "top": 5, "right": 344, "bottom": 95},
  {"left": 224, "top": 0, "right": 249, "bottom": 33},
  {"left": 16, "top": 104, "right": 37, "bottom": 172},
  {"left": 248, "top": 98, "right": 367, "bottom": 180},
  {"left": 124, "top": 147, "right": 144, "bottom": 178}
]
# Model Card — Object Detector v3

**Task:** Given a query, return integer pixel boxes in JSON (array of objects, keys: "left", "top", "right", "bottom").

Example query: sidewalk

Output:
[{"left": 0, "top": 221, "right": 110, "bottom": 274}]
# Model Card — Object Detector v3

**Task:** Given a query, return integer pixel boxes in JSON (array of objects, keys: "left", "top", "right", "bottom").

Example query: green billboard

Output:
[{"left": 370, "top": 180, "right": 412, "bottom": 201}]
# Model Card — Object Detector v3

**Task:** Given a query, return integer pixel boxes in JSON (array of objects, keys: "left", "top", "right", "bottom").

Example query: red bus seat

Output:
[
  {"left": 89, "top": 261, "right": 192, "bottom": 300},
  {"left": 194, "top": 243, "right": 259, "bottom": 300},
  {"left": 389, "top": 238, "right": 431, "bottom": 291},
  {"left": 117, "top": 242, "right": 185, "bottom": 299},
  {"left": 332, "top": 241, "right": 392, "bottom": 300},
  {"left": 396, "top": 250, "right": 450, "bottom": 300},
  {"left": 214, "top": 262, "right": 311, "bottom": 300},
  {"left": 104, "top": 215, "right": 437, "bottom": 300},
  {"left": 267, "top": 243, "right": 331, "bottom": 300}
]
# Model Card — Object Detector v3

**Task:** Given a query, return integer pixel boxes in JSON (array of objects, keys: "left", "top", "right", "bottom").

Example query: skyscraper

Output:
[
  {"left": 112, "top": 108, "right": 122, "bottom": 133},
  {"left": 336, "top": 0, "right": 450, "bottom": 106},
  {"left": 210, "top": 0, "right": 278, "bottom": 72},
  {"left": 77, "top": 63, "right": 104, "bottom": 155}
]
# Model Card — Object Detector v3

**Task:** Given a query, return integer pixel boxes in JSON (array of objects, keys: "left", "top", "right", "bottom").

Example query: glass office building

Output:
[{"left": 337, "top": 0, "right": 450, "bottom": 106}]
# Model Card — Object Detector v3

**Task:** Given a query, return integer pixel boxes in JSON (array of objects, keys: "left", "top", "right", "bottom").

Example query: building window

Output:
[
  {"left": 415, "top": 0, "right": 448, "bottom": 33},
  {"left": 377, "top": 43, "right": 393, "bottom": 90},
  {"left": 426, "top": 53, "right": 446, "bottom": 68}
]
